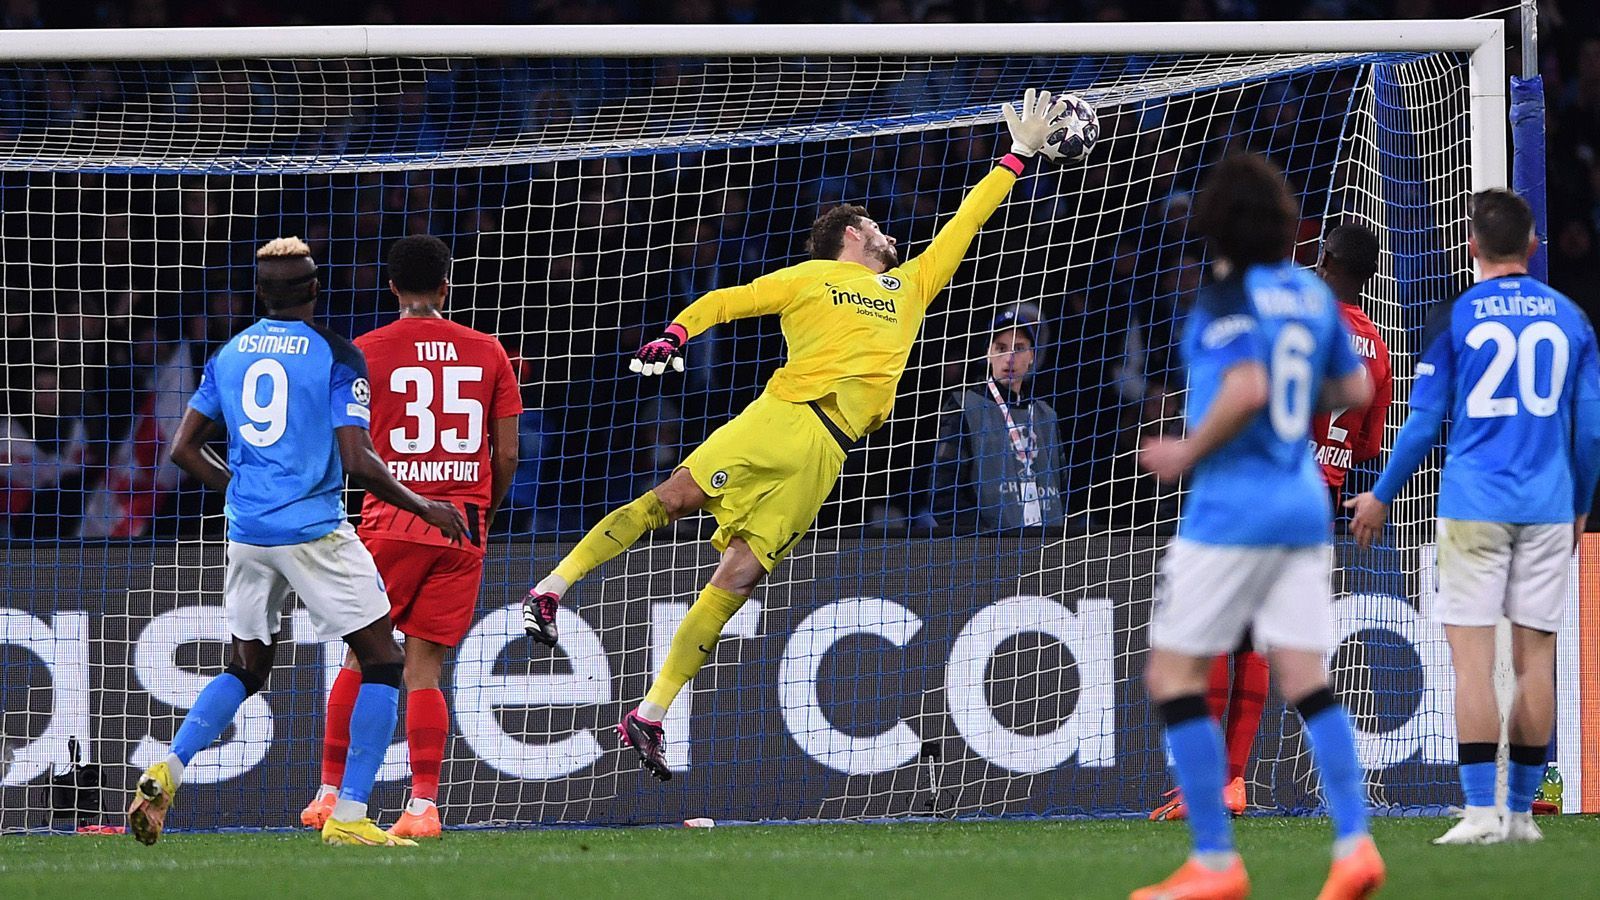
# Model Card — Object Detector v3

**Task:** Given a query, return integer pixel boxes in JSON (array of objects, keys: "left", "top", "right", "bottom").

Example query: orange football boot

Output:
[
  {"left": 300, "top": 791, "right": 337, "bottom": 829},
  {"left": 1315, "top": 836, "right": 1385, "bottom": 900},
  {"left": 1131, "top": 857, "right": 1250, "bottom": 900},
  {"left": 1223, "top": 777, "right": 1247, "bottom": 816},
  {"left": 1150, "top": 787, "right": 1188, "bottom": 821},
  {"left": 388, "top": 802, "right": 443, "bottom": 839}
]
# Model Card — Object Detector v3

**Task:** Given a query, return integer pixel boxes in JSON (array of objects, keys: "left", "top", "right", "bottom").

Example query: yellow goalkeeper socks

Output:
[
  {"left": 640, "top": 583, "right": 748, "bottom": 719},
  {"left": 551, "top": 491, "right": 670, "bottom": 588}
]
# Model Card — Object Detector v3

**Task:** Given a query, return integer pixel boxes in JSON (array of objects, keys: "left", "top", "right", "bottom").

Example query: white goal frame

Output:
[
  {"left": 0, "top": 19, "right": 1507, "bottom": 200},
  {"left": 2, "top": 18, "right": 1553, "bottom": 820}
]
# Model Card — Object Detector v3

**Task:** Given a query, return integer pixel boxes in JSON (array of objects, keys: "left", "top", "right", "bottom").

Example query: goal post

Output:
[{"left": 0, "top": 20, "right": 1534, "bottom": 830}]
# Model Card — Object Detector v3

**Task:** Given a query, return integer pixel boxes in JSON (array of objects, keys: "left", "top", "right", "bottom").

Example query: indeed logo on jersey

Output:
[
  {"left": 828, "top": 284, "right": 897, "bottom": 321},
  {"left": 236, "top": 333, "right": 310, "bottom": 355}
]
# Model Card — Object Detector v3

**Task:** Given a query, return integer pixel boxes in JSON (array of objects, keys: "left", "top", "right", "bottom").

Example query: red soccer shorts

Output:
[{"left": 365, "top": 537, "right": 484, "bottom": 647}]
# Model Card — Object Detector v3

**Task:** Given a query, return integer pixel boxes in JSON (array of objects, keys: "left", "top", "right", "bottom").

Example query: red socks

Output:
[
  {"left": 321, "top": 666, "right": 362, "bottom": 787},
  {"left": 1205, "top": 655, "right": 1232, "bottom": 722},
  {"left": 325, "top": 668, "right": 450, "bottom": 802},
  {"left": 406, "top": 688, "right": 449, "bottom": 803},
  {"left": 1206, "top": 651, "right": 1270, "bottom": 782}
]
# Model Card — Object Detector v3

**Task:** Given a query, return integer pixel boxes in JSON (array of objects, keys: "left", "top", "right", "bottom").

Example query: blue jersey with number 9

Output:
[
  {"left": 1410, "top": 275, "right": 1600, "bottom": 524},
  {"left": 1179, "top": 262, "right": 1364, "bottom": 546},
  {"left": 188, "top": 317, "right": 372, "bottom": 546}
]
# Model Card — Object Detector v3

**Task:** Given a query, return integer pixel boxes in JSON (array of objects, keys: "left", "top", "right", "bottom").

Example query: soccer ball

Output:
[{"left": 1040, "top": 93, "right": 1099, "bottom": 164}]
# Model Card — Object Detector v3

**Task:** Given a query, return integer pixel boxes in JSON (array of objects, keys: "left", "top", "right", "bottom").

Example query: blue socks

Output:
[
  {"left": 338, "top": 665, "right": 403, "bottom": 806},
  {"left": 1459, "top": 742, "right": 1497, "bottom": 808},
  {"left": 1160, "top": 695, "right": 1233, "bottom": 854},
  {"left": 1507, "top": 744, "right": 1547, "bottom": 814},
  {"left": 1296, "top": 689, "right": 1369, "bottom": 841},
  {"left": 170, "top": 668, "right": 255, "bottom": 766}
]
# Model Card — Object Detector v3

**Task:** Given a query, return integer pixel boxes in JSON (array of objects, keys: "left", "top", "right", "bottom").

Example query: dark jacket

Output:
[{"left": 928, "top": 379, "right": 1066, "bottom": 532}]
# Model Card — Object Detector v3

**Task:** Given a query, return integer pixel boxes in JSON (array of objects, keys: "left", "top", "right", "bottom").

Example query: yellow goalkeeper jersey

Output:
[{"left": 672, "top": 163, "right": 1020, "bottom": 439}]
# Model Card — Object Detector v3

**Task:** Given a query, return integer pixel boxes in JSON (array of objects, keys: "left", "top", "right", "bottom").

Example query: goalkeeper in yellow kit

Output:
[{"left": 522, "top": 89, "right": 1069, "bottom": 780}]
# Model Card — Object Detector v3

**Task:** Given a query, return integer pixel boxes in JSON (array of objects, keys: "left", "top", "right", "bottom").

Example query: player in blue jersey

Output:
[
  {"left": 1347, "top": 189, "right": 1600, "bottom": 846},
  {"left": 126, "top": 237, "right": 465, "bottom": 848},
  {"left": 1132, "top": 154, "right": 1382, "bottom": 900}
]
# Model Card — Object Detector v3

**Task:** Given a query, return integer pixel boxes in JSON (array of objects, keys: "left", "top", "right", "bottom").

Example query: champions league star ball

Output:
[{"left": 1040, "top": 93, "right": 1100, "bottom": 163}]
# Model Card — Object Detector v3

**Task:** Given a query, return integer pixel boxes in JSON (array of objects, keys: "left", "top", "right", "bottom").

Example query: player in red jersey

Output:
[
  {"left": 1151, "top": 222, "right": 1389, "bottom": 824},
  {"left": 1311, "top": 223, "right": 1392, "bottom": 504},
  {"left": 300, "top": 235, "right": 521, "bottom": 839}
]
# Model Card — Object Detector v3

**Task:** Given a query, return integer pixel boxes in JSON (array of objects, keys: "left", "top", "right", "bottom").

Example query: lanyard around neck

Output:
[{"left": 985, "top": 379, "right": 1036, "bottom": 474}]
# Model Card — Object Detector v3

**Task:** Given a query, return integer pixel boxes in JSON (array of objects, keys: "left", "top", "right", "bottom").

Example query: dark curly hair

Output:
[
  {"left": 806, "top": 204, "right": 868, "bottom": 261},
  {"left": 1193, "top": 153, "right": 1298, "bottom": 268},
  {"left": 387, "top": 234, "right": 452, "bottom": 293}
]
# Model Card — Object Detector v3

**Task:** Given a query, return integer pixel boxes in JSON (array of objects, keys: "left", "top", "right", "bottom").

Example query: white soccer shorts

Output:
[
  {"left": 224, "top": 522, "right": 391, "bottom": 643},
  {"left": 1435, "top": 518, "right": 1570, "bottom": 633},
  {"left": 1152, "top": 538, "right": 1334, "bottom": 657}
]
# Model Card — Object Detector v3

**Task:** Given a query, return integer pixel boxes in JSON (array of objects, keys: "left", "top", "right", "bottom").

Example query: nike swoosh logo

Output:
[
  {"left": 603, "top": 529, "right": 624, "bottom": 548},
  {"left": 698, "top": 644, "right": 712, "bottom": 654}
]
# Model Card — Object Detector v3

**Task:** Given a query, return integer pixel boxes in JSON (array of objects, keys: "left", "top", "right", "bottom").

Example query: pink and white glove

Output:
[{"left": 629, "top": 323, "right": 688, "bottom": 376}]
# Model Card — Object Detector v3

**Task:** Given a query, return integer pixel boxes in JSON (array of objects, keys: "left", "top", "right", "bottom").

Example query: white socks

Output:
[
  {"left": 535, "top": 574, "right": 570, "bottom": 599},
  {"left": 331, "top": 798, "right": 367, "bottom": 823},
  {"left": 162, "top": 754, "right": 187, "bottom": 790},
  {"left": 637, "top": 701, "right": 667, "bottom": 723},
  {"left": 406, "top": 798, "right": 436, "bottom": 816}
]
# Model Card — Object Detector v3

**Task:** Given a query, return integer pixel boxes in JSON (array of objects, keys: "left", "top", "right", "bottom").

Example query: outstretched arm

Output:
[
  {"left": 631, "top": 273, "right": 793, "bottom": 376},
  {"left": 906, "top": 89, "right": 1069, "bottom": 304}
]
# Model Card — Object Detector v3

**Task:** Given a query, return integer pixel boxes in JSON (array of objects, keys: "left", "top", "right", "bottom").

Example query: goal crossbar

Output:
[{"left": 0, "top": 20, "right": 1503, "bottom": 61}]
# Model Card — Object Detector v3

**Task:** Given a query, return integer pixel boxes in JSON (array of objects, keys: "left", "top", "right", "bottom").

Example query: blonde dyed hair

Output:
[{"left": 256, "top": 236, "right": 312, "bottom": 259}]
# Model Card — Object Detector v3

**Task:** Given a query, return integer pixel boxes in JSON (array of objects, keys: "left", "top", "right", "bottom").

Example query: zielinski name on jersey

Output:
[
  {"left": 386, "top": 459, "right": 480, "bottom": 482},
  {"left": 1471, "top": 294, "right": 1557, "bottom": 319}
]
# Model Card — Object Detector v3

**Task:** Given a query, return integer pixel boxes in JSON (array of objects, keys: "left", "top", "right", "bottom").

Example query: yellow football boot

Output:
[
  {"left": 128, "top": 761, "right": 178, "bottom": 846},
  {"left": 322, "top": 816, "right": 418, "bottom": 847}
]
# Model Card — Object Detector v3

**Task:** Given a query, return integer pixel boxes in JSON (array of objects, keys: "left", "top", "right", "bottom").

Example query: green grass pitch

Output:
[{"left": 4, "top": 818, "right": 1598, "bottom": 899}]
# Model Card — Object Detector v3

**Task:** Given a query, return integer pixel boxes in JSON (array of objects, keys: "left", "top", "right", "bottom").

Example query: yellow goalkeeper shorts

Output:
[{"left": 678, "top": 392, "right": 849, "bottom": 570}]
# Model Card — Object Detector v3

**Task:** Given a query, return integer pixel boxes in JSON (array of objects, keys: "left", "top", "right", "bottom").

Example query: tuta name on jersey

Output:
[
  {"left": 236, "top": 333, "right": 310, "bottom": 355},
  {"left": 386, "top": 459, "right": 481, "bottom": 482},
  {"left": 1471, "top": 295, "right": 1558, "bottom": 319},
  {"left": 415, "top": 340, "right": 459, "bottom": 360}
]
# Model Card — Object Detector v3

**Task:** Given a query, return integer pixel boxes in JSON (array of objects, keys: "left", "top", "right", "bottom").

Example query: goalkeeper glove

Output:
[
  {"left": 630, "top": 324, "right": 688, "bottom": 376},
  {"left": 1001, "top": 87, "right": 1070, "bottom": 158}
]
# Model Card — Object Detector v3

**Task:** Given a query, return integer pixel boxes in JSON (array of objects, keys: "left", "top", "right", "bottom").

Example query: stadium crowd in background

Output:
[{"left": 0, "top": 0, "right": 1596, "bottom": 541}]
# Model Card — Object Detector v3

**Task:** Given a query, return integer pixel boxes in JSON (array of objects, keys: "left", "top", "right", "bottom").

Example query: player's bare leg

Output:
[
  {"left": 131, "top": 637, "right": 276, "bottom": 846},
  {"left": 524, "top": 468, "right": 708, "bottom": 646},
  {"left": 388, "top": 636, "right": 450, "bottom": 839},
  {"left": 621, "top": 537, "right": 765, "bottom": 782},
  {"left": 1435, "top": 624, "right": 1503, "bottom": 845},
  {"left": 1503, "top": 624, "right": 1558, "bottom": 842}
]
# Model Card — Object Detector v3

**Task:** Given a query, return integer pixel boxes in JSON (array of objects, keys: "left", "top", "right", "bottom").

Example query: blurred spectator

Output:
[
  {"left": 0, "top": 367, "right": 87, "bottom": 538},
  {"left": 926, "top": 305, "right": 1066, "bottom": 533}
]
